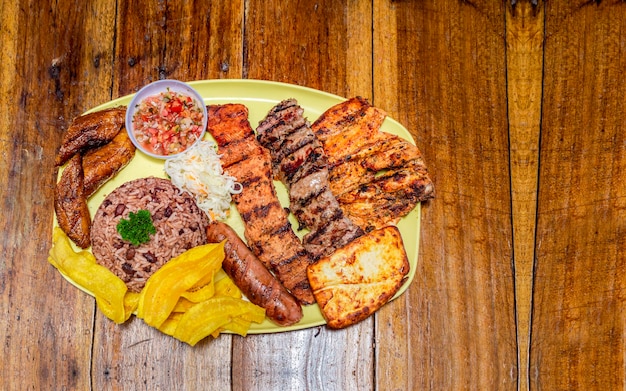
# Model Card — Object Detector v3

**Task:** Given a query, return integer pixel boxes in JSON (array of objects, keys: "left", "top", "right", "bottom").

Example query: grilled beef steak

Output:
[{"left": 256, "top": 99, "right": 363, "bottom": 259}]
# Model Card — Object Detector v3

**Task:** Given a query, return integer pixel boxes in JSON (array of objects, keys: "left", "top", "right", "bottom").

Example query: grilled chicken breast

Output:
[
  {"left": 54, "top": 154, "right": 91, "bottom": 248},
  {"left": 82, "top": 128, "right": 136, "bottom": 197},
  {"left": 206, "top": 103, "right": 316, "bottom": 305},
  {"left": 311, "top": 97, "right": 434, "bottom": 232},
  {"left": 311, "top": 96, "right": 387, "bottom": 168},
  {"left": 55, "top": 107, "right": 126, "bottom": 166},
  {"left": 256, "top": 99, "right": 363, "bottom": 259}
]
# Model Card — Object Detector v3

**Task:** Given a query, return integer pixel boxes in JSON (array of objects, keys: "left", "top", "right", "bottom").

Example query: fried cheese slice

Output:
[{"left": 307, "top": 226, "right": 410, "bottom": 329}]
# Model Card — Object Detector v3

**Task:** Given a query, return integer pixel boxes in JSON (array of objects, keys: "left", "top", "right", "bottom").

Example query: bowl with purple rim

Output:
[{"left": 125, "top": 79, "right": 208, "bottom": 159}]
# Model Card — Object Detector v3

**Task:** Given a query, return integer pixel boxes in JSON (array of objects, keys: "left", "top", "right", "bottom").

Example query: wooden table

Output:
[{"left": 1, "top": 1, "right": 625, "bottom": 389}]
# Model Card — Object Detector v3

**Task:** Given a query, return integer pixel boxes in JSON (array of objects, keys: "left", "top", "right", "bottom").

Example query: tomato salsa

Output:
[{"left": 131, "top": 89, "right": 205, "bottom": 156}]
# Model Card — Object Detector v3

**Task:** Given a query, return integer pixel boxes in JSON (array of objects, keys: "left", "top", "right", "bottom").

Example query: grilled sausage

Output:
[{"left": 206, "top": 221, "right": 303, "bottom": 326}]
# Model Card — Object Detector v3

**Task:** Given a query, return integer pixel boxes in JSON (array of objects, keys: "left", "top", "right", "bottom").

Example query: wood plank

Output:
[
  {"left": 163, "top": 1, "right": 243, "bottom": 80},
  {"left": 244, "top": 0, "right": 370, "bottom": 95},
  {"left": 92, "top": 1, "right": 245, "bottom": 389},
  {"left": 532, "top": 1, "right": 626, "bottom": 389},
  {"left": 232, "top": 327, "right": 374, "bottom": 391},
  {"left": 371, "top": 3, "right": 407, "bottom": 389},
  {"left": 0, "top": 1, "right": 118, "bottom": 389},
  {"left": 505, "top": 1, "right": 544, "bottom": 389},
  {"left": 113, "top": 0, "right": 168, "bottom": 94},
  {"left": 113, "top": 0, "right": 244, "bottom": 95},
  {"left": 373, "top": 1, "right": 517, "bottom": 389},
  {"left": 236, "top": 1, "right": 376, "bottom": 390},
  {"left": 93, "top": 319, "right": 233, "bottom": 390}
]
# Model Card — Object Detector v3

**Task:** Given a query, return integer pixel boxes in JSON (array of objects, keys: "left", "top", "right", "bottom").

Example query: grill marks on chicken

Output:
[
  {"left": 206, "top": 103, "right": 316, "bottom": 305},
  {"left": 82, "top": 130, "right": 136, "bottom": 197},
  {"left": 312, "top": 97, "right": 386, "bottom": 168},
  {"left": 256, "top": 99, "right": 364, "bottom": 260},
  {"left": 54, "top": 107, "right": 136, "bottom": 248},
  {"left": 311, "top": 97, "right": 434, "bottom": 232},
  {"left": 55, "top": 107, "right": 126, "bottom": 167},
  {"left": 54, "top": 154, "right": 92, "bottom": 248}
]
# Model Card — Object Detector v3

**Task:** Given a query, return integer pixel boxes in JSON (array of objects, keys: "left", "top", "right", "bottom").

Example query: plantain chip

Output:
[
  {"left": 137, "top": 242, "right": 225, "bottom": 328},
  {"left": 214, "top": 276, "right": 242, "bottom": 299},
  {"left": 48, "top": 227, "right": 129, "bottom": 324},
  {"left": 180, "top": 275, "right": 215, "bottom": 303},
  {"left": 50, "top": 230, "right": 265, "bottom": 342},
  {"left": 173, "top": 296, "right": 265, "bottom": 346},
  {"left": 212, "top": 317, "right": 251, "bottom": 338},
  {"left": 124, "top": 292, "right": 141, "bottom": 318},
  {"left": 158, "top": 312, "right": 184, "bottom": 336},
  {"left": 172, "top": 297, "right": 197, "bottom": 313}
]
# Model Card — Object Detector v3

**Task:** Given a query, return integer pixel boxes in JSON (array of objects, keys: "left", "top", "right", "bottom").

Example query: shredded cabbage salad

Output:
[{"left": 164, "top": 140, "right": 242, "bottom": 221}]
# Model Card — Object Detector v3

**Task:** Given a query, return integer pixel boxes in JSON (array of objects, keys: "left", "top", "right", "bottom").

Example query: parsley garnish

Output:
[{"left": 116, "top": 210, "right": 157, "bottom": 246}]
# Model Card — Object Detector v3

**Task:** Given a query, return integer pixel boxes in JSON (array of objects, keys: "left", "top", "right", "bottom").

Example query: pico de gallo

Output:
[{"left": 131, "top": 89, "right": 205, "bottom": 156}]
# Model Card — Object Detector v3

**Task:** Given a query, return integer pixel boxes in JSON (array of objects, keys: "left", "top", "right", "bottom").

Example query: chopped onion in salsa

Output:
[{"left": 131, "top": 89, "right": 205, "bottom": 156}]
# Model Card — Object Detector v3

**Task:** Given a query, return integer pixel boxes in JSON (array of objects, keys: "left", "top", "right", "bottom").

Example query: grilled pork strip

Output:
[
  {"left": 206, "top": 104, "right": 316, "bottom": 305},
  {"left": 256, "top": 99, "right": 363, "bottom": 260}
]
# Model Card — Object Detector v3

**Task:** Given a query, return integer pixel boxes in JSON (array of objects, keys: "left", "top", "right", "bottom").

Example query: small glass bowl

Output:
[{"left": 125, "top": 79, "right": 208, "bottom": 159}]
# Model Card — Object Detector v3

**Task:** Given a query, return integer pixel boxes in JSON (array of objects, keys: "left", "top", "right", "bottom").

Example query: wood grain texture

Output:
[
  {"left": 532, "top": 1, "right": 626, "bottom": 389},
  {"left": 92, "top": 2, "right": 244, "bottom": 389},
  {"left": 505, "top": 1, "right": 544, "bottom": 389},
  {"left": 113, "top": 0, "right": 243, "bottom": 95},
  {"left": 372, "top": 3, "right": 409, "bottom": 391},
  {"left": 0, "top": 1, "right": 117, "bottom": 390},
  {"left": 237, "top": 2, "right": 376, "bottom": 390},
  {"left": 93, "top": 319, "right": 234, "bottom": 390},
  {"left": 7, "top": 0, "right": 626, "bottom": 389},
  {"left": 244, "top": 0, "right": 371, "bottom": 97},
  {"left": 373, "top": 1, "right": 517, "bottom": 389}
]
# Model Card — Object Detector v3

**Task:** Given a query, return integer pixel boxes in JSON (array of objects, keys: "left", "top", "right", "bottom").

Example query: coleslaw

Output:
[{"left": 164, "top": 140, "right": 242, "bottom": 221}]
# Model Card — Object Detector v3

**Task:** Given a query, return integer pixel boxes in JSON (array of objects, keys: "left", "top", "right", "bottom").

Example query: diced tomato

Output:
[
  {"left": 131, "top": 89, "right": 204, "bottom": 156},
  {"left": 170, "top": 100, "right": 183, "bottom": 113}
]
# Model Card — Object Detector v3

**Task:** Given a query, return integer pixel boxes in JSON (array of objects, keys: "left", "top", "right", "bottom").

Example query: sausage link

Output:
[{"left": 206, "top": 222, "right": 303, "bottom": 326}]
